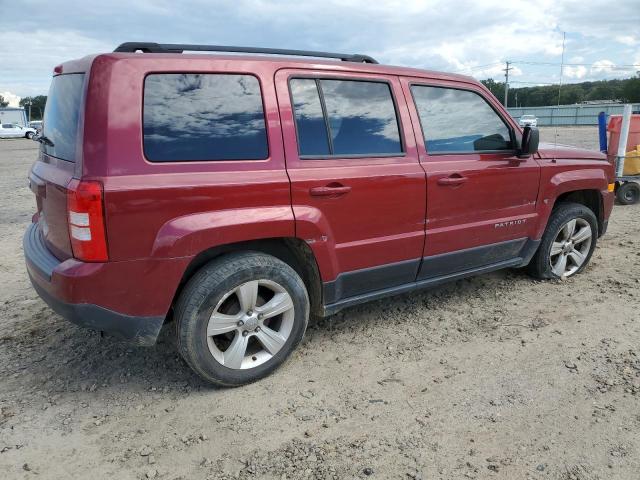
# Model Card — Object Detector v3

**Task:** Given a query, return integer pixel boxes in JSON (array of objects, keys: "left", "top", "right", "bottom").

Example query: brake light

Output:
[{"left": 67, "top": 179, "right": 108, "bottom": 261}]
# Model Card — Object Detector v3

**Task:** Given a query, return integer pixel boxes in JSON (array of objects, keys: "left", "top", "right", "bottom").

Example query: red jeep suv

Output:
[{"left": 24, "top": 42, "right": 615, "bottom": 386}]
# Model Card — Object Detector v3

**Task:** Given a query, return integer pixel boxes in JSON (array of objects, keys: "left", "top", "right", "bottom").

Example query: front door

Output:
[
  {"left": 275, "top": 69, "right": 426, "bottom": 304},
  {"left": 400, "top": 78, "right": 540, "bottom": 279},
  {"left": 1, "top": 124, "right": 21, "bottom": 138}
]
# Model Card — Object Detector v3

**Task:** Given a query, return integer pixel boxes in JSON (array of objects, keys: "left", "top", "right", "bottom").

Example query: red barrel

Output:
[{"left": 608, "top": 114, "right": 640, "bottom": 157}]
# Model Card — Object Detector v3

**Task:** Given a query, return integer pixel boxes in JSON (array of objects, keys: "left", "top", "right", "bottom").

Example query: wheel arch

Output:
[
  {"left": 170, "top": 237, "right": 324, "bottom": 321},
  {"left": 552, "top": 189, "right": 604, "bottom": 236}
]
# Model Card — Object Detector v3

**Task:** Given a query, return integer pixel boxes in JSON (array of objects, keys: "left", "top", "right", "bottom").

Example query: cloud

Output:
[
  {"left": 1, "top": 0, "right": 638, "bottom": 96},
  {"left": 0, "top": 29, "right": 111, "bottom": 96},
  {"left": 564, "top": 65, "right": 588, "bottom": 79},
  {"left": 563, "top": 59, "right": 636, "bottom": 81},
  {"left": 591, "top": 60, "right": 616, "bottom": 73},
  {"left": 615, "top": 35, "right": 638, "bottom": 46},
  {"left": 1, "top": 92, "right": 21, "bottom": 107}
]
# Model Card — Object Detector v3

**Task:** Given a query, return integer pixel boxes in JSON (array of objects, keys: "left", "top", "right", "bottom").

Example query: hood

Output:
[{"left": 537, "top": 142, "right": 606, "bottom": 161}]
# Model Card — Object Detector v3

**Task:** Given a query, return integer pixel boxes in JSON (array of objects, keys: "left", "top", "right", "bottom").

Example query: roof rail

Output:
[{"left": 113, "top": 42, "right": 379, "bottom": 64}]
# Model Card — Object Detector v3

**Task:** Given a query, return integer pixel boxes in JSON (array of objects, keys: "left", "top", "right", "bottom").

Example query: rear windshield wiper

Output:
[{"left": 36, "top": 135, "right": 55, "bottom": 147}]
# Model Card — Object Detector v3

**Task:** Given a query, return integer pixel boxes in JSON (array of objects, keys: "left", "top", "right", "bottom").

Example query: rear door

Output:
[
  {"left": 275, "top": 69, "right": 426, "bottom": 303},
  {"left": 400, "top": 78, "right": 540, "bottom": 279},
  {"left": 30, "top": 73, "right": 86, "bottom": 260}
]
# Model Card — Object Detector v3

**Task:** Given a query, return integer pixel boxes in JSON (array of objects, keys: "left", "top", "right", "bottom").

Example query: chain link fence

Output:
[{"left": 508, "top": 103, "right": 640, "bottom": 126}]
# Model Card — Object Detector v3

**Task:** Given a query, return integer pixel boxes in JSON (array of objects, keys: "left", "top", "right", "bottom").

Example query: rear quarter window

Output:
[{"left": 143, "top": 73, "right": 268, "bottom": 162}]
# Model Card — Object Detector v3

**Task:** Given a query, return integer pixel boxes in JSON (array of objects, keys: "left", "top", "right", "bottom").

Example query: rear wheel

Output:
[
  {"left": 527, "top": 202, "right": 597, "bottom": 280},
  {"left": 616, "top": 182, "right": 640, "bottom": 205},
  {"left": 176, "top": 252, "right": 309, "bottom": 387}
]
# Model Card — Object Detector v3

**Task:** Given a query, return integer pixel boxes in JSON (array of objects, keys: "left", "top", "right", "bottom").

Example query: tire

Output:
[
  {"left": 616, "top": 182, "right": 640, "bottom": 205},
  {"left": 25, "top": 132, "right": 34, "bottom": 139},
  {"left": 527, "top": 202, "right": 598, "bottom": 280},
  {"left": 176, "top": 252, "right": 309, "bottom": 387}
]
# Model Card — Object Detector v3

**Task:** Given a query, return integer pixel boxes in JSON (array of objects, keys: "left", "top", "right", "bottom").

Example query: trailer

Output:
[{"left": 601, "top": 108, "right": 640, "bottom": 205}]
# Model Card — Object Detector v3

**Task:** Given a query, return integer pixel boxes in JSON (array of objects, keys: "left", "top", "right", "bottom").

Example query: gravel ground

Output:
[
  {"left": 1, "top": 130, "right": 639, "bottom": 480},
  {"left": 539, "top": 126, "right": 601, "bottom": 151}
]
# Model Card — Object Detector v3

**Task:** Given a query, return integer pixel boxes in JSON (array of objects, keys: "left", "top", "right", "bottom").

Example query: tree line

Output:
[
  {"left": 19, "top": 96, "right": 48, "bottom": 120},
  {"left": 482, "top": 75, "right": 640, "bottom": 108},
  {"left": 3, "top": 75, "right": 640, "bottom": 117},
  {"left": 0, "top": 95, "right": 47, "bottom": 120}
]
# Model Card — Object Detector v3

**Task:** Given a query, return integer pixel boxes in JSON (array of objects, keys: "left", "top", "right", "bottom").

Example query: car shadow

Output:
[{"left": 10, "top": 268, "right": 529, "bottom": 395}]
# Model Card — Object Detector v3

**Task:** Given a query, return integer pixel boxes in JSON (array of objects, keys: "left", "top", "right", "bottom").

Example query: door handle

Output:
[
  {"left": 437, "top": 175, "right": 468, "bottom": 186},
  {"left": 309, "top": 184, "right": 352, "bottom": 197}
]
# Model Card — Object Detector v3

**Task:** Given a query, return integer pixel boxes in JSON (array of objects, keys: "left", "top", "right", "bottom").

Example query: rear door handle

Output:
[
  {"left": 437, "top": 175, "right": 468, "bottom": 186},
  {"left": 309, "top": 184, "right": 351, "bottom": 197}
]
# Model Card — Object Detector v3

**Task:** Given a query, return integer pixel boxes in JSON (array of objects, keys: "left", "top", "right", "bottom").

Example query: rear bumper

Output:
[
  {"left": 28, "top": 272, "right": 164, "bottom": 345},
  {"left": 23, "top": 223, "right": 188, "bottom": 345}
]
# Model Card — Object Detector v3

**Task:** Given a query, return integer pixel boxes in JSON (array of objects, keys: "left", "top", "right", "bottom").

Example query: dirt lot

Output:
[{"left": 1, "top": 128, "right": 639, "bottom": 480}]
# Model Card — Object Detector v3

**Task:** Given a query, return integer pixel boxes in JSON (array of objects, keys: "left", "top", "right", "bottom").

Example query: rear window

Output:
[
  {"left": 42, "top": 74, "right": 85, "bottom": 162},
  {"left": 143, "top": 74, "right": 268, "bottom": 162}
]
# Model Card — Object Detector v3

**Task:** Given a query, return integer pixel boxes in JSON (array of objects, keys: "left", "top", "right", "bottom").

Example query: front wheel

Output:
[
  {"left": 176, "top": 252, "right": 309, "bottom": 387},
  {"left": 527, "top": 202, "right": 597, "bottom": 280},
  {"left": 25, "top": 132, "right": 35, "bottom": 139}
]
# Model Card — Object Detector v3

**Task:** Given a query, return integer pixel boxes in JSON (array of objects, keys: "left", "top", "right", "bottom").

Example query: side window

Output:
[
  {"left": 289, "top": 78, "right": 403, "bottom": 157},
  {"left": 411, "top": 85, "right": 513, "bottom": 153},
  {"left": 143, "top": 74, "right": 268, "bottom": 162}
]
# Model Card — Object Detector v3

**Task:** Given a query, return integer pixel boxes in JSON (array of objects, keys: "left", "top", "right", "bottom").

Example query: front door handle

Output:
[
  {"left": 309, "top": 184, "right": 352, "bottom": 197},
  {"left": 437, "top": 175, "right": 468, "bottom": 186}
]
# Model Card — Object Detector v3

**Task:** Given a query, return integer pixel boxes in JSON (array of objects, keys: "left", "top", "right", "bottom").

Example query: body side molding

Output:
[{"left": 322, "top": 239, "right": 540, "bottom": 316}]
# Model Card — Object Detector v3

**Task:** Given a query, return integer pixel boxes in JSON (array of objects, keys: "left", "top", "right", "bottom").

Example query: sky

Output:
[{"left": 1, "top": 0, "right": 639, "bottom": 106}]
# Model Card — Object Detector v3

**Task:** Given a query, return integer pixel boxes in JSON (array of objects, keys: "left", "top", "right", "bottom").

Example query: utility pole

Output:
[{"left": 503, "top": 61, "right": 512, "bottom": 108}]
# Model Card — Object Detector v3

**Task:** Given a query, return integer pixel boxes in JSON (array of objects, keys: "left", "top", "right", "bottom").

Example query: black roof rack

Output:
[{"left": 113, "top": 42, "right": 379, "bottom": 64}]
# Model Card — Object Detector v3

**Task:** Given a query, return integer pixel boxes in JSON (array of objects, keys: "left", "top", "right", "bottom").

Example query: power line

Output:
[
  {"left": 509, "top": 80, "right": 555, "bottom": 85},
  {"left": 454, "top": 62, "right": 503, "bottom": 73},
  {"left": 456, "top": 61, "right": 640, "bottom": 75},
  {"left": 512, "top": 60, "right": 640, "bottom": 68}
]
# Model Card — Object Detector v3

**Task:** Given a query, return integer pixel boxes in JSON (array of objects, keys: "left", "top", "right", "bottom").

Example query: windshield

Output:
[{"left": 42, "top": 74, "right": 85, "bottom": 162}]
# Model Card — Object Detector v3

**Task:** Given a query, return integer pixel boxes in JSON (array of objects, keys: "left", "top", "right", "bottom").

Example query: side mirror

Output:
[{"left": 519, "top": 126, "right": 539, "bottom": 157}]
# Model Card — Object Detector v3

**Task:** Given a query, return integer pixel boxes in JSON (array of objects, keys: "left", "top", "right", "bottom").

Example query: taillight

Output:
[{"left": 67, "top": 179, "right": 108, "bottom": 262}]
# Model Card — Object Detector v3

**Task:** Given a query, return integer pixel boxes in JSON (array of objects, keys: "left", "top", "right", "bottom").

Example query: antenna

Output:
[{"left": 556, "top": 32, "right": 566, "bottom": 107}]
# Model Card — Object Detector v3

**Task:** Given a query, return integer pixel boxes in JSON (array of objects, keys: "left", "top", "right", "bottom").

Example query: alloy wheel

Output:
[
  {"left": 549, "top": 218, "right": 592, "bottom": 278},
  {"left": 206, "top": 279, "right": 295, "bottom": 370}
]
